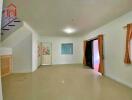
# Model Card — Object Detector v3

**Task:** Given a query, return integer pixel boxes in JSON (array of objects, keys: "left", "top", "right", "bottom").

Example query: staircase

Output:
[
  {"left": 1, "top": 17, "right": 23, "bottom": 41},
  {"left": 1, "top": 3, "right": 24, "bottom": 41}
]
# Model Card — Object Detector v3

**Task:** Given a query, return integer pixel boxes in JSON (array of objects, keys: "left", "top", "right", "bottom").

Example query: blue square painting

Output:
[{"left": 61, "top": 43, "right": 73, "bottom": 55}]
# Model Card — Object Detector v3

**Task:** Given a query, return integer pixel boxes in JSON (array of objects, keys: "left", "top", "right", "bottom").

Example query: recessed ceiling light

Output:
[{"left": 63, "top": 27, "right": 76, "bottom": 34}]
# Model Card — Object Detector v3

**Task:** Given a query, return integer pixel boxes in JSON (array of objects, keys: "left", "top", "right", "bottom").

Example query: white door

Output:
[{"left": 41, "top": 42, "right": 52, "bottom": 65}]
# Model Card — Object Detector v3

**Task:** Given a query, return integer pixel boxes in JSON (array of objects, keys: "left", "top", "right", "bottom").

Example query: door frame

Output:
[
  {"left": 83, "top": 35, "right": 104, "bottom": 74},
  {"left": 84, "top": 37, "right": 98, "bottom": 66}
]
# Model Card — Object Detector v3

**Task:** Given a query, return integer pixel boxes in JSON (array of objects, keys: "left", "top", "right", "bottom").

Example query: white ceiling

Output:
[{"left": 4, "top": 0, "right": 132, "bottom": 36}]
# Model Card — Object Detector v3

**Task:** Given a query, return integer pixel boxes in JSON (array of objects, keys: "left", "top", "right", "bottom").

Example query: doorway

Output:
[
  {"left": 83, "top": 35, "right": 104, "bottom": 74},
  {"left": 41, "top": 42, "right": 52, "bottom": 65},
  {"left": 93, "top": 39, "right": 100, "bottom": 72},
  {"left": 85, "top": 40, "right": 93, "bottom": 68}
]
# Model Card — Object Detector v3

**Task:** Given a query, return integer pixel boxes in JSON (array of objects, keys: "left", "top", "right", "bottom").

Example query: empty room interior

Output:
[{"left": 0, "top": 0, "right": 132, "bottom": 100}]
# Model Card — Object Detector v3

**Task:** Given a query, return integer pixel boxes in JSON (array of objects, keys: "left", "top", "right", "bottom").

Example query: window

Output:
[{"left": 61, "top": 43, "right": 73, "bottom": 55}]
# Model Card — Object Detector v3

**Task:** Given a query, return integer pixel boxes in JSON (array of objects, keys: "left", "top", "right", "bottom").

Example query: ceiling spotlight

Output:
[{"left": 63, "top": 27, "right": 76, "bottom": 34}]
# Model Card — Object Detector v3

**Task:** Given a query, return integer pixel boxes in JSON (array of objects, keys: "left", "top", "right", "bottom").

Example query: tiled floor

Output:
[{"left": 2, "top": 64, "right": 132, "bottom": 100}]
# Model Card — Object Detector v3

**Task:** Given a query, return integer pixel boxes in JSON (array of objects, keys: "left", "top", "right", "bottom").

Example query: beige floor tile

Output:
[{"left": 2, "top": 64, "right": 132, "bottom": 100}]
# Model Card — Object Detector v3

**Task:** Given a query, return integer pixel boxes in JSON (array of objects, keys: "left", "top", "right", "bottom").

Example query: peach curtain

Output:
[
  {"left": 124, "top": 24, "right": 132, "bottom": 64},
  {"left": 98, "top": 35, "right": 104, "bottom": 74},
  {"left": 83, "top": 41, "right": 87, "bottom": 65}
]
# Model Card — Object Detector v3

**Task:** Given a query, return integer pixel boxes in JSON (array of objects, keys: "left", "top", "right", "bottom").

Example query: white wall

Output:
[
  {"left": 1, "top": 22, "right": 40, "bottom": 73},
  {"left": 0, "top": 0, "right": 3, "bottom": 100},
  {"left": 0, "top": 0, "right": 2, "bottom": 42},
  {"left": 38, "top": 42, "right": 41, "bottom": 66},
  {"left": 2, "top": 25, "right": 33, "bottom": 73},
  {"left": 0, "top": 48, "right": 12, "bottom": 56},
  {"left": 82, "top": 11, "right": 132, "bottom": 88},
  {"left": 24, "top": 22, "right": 39, "bottom": 72},
  {"left": 40, "top": 36, "right": 82, "bottom": 65},
  {"left": 13, "top": 34, "right": 32, "bottom": 73},
  {"left": 32, "top": 32, "right": 39, "bottom": 71},
  {"left": 0, "top": 0, "right": 3, "bottom": 99}
]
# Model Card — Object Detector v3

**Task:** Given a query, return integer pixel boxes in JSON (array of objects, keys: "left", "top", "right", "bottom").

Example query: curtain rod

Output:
[
  {"left": 87, "top": 36, "right": 98, "bottom": 42},
  {"left": 123, "top": 23, "right": 132, "bottom": 29},
  {"left": 123, "top": 26, "right": 127, "bottom": 29}
]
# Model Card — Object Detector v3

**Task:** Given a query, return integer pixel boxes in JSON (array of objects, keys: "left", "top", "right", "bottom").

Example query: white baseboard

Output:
[
  {"left": 105, "top": 74, "right": 132, "bottom": 88},
  {"left": 52, "top": 63, "right": 82, "bottom": 65},
  {"left": 41, "top": 64, "right": 52, "bottom": 66}
]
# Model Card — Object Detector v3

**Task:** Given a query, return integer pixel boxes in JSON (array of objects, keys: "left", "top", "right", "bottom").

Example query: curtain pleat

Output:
[
  {"left": 98, "top": 35, "right": 104, "bottom": 74},
  {"left": 83, "top": 41, "right": 87, "bottom": 65},
  {"left": 124, "top": 24, "right": 132, "bottom": 64}
]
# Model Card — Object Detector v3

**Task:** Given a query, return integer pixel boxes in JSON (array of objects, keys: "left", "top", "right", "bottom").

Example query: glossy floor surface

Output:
[{"left": 2, "top": 64, "right": 132, "bottom": 100}]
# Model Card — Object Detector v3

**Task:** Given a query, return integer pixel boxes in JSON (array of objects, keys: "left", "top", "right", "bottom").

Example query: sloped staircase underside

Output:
[{"left": 1, "top": 17, "right": 23, "bottom": 41}]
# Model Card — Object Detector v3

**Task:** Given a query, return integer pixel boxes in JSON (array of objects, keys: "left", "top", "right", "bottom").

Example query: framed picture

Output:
[{"left": 61, "top": 43, "right": 73, "bottom": 55}]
